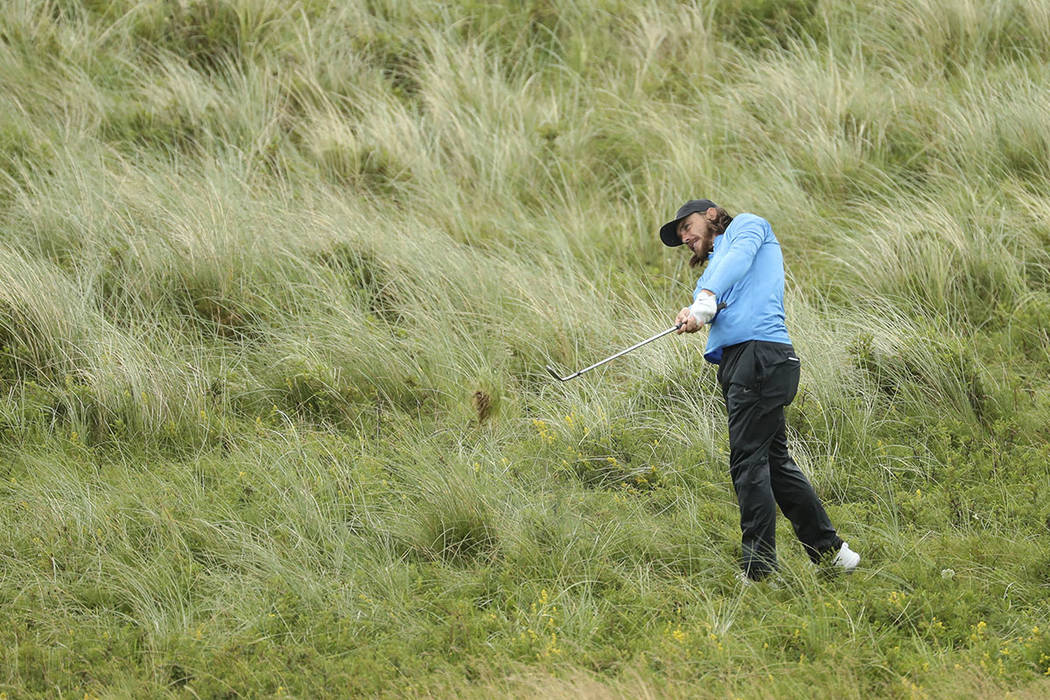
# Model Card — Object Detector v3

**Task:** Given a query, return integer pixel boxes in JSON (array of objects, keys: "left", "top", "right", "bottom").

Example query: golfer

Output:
[{"left": 660, "top": 199, "right": 859, "bottom": 582}]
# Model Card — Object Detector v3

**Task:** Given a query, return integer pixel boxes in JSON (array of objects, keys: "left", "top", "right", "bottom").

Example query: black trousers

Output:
[{"left": 717, "top": 341, "right": 843, "bottom": 579}]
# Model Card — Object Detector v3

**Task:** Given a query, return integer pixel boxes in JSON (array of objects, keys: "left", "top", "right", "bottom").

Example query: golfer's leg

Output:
[
  {"left": 768, "top": 413, "right": 843, "bottom": 562},
  {"left": 725, "top": 384, "right": 779, "bottom": 579}
]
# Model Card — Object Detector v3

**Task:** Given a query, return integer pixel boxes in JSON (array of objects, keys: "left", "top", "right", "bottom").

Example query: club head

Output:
[{"left": 545, "top": 364, "right": 568, "bottom": 382}]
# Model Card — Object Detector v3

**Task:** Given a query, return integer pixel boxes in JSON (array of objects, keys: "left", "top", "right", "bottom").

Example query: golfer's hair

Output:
[{"left": 689, "top": 207, "right": 734, "bottom": 268}]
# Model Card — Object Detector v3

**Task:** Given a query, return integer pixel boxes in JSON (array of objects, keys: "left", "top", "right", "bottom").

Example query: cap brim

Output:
[{"left": 660, "top": 219, "right": 684, "bottom": 247}]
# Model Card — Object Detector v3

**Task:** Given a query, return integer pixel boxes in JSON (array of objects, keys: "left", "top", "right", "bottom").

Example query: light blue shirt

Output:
[{"left": 694, "top": 213, "right": 791, "bottom": 364}]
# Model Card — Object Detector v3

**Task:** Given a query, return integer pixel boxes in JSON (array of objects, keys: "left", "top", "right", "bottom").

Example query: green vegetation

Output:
[{"left": 2, "top": 0, "right": 1050, "bottom": 697}]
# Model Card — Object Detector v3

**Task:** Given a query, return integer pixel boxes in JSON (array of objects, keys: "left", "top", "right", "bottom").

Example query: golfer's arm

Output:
[{"left": 695, "top": 225, "right": 764, "bottom": 298}]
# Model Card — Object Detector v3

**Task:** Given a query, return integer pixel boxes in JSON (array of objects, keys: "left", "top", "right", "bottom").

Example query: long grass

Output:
[{"left": 2, "top": 0, "right": 1050, "bottom": 697}]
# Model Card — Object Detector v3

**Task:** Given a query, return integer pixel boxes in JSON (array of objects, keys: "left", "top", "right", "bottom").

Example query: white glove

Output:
[{"left": 689, "top": 292, "right": 718, "bottom": 325}]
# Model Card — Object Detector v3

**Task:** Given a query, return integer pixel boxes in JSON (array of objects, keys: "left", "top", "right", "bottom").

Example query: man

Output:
[{"left": 659, "top": 199, "right": 859, "bottom": 582}]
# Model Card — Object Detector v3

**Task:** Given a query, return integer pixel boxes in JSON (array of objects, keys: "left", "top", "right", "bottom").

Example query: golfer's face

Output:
[{"left": 678, "top": 213, "right": 712, "bottom": 258}]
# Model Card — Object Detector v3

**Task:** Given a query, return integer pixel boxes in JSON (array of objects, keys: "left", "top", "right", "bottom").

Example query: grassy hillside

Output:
[{"left": 2, "top": 0, "right": 1050, "bottom": 697}]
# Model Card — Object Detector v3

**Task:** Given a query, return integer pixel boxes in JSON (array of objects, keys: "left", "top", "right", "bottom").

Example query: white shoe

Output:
[{"left": 830, "top": 542, "right": 860, "bottom": 572}]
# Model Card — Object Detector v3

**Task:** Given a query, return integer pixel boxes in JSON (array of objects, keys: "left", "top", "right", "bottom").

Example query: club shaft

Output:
[
  {"left": 562, "top": 325, "right": 680, "bottom": 380},
  {"left": 548, "top": 304, "right": 726, "bottom": 381}
]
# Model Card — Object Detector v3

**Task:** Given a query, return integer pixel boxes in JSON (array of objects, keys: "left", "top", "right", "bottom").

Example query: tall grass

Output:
[{"left": 2, "top": 0, "right": 1050, "bottom": 697}]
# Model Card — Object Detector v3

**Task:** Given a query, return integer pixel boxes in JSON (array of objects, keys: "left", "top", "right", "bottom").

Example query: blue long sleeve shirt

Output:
[{"left": 694, "top": 213, "right": 791, "bottom": 364}]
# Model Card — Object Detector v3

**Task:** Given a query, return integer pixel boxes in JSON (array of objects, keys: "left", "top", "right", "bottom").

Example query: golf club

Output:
[{"left": 545, "top": 303, "right": 726, "bottom": 382}]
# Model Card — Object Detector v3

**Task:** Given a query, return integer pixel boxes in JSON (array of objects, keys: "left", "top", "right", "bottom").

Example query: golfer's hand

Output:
[
  {"left": 675, "top": 307, "right": 700, "bottom": 334},
  {"left": 676, "top": 292, "right": 718, "bottom": 334}
]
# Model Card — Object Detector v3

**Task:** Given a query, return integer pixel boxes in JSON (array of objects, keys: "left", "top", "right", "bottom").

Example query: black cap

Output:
[{"left": 659, "top": 199, "right": 718, "bottom": 247}]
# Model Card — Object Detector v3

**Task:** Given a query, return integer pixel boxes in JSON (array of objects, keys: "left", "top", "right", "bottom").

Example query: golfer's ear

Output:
[{"left": 704, "top": 207, "right": 718, "bottom": 221}]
